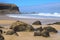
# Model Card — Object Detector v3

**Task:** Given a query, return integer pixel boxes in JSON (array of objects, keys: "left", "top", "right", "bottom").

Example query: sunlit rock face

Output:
[
  {"left": 10, "top": 20, "right": 34, "bottom": 32},
  {"left": 0, "top": 3, "right": 20, "bottom": 14}
]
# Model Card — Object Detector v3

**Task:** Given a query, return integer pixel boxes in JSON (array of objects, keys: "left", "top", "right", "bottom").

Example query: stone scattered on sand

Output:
[
  {"left": 10, "top": 20, "right": 34, "bottom": 32},
  {"left": 43, "top": 26, "right": 58, "bottom": 33},
  {"left": 34, "top": 29, "right": 50, "bottom": 37},
  {"left": 32, "top": 21, "right": 41, "bottom": 25},
  {"left": 34, "top": 26, "right": 58, "bottom": 37}
]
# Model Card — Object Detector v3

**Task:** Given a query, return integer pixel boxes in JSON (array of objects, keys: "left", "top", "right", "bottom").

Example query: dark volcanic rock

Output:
[
  {"left": 32, "top": 21, "right": 41, "bottom": 25},
  {"left": 0, "top": 3, "right": 20, "bottom": 14},
  {"left": 10, "top": 20, "right": 34, "bottom": 32}
]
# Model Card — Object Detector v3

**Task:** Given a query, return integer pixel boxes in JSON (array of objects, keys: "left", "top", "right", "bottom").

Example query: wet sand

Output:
[{"left": 0, "top": 20, "right": 60, "bottom": 40}]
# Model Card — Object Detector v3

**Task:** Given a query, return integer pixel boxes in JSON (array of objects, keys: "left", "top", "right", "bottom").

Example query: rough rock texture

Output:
[
  {"left": 10, "top": 20, "right": 34, "bottom": 32},
  {"left": 43, "top": 26, "right": 58, "bottom": 33},
  {"left": 34, "top": 26, "right": 58, "bottom": 37},
  {"left": 32, "top": 21, "right": 41, "bottom": 25},
  {"left": 0, "top": 3, "right": 20, "bottom": 14}
]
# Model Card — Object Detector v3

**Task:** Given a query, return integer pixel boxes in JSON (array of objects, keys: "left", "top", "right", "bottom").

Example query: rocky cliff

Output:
[{"left": 0, "top": 3, "right": 20, "bottom": 14}]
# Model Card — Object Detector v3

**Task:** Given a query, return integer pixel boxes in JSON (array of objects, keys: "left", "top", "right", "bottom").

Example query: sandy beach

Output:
[{"left": 0, "top": 19, "right": 60, "bottom": 40}]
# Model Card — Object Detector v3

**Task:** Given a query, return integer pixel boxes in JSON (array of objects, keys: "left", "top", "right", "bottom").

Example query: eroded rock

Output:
[{"left": 10, "top": 20, "right": 34, "bottom": 32}]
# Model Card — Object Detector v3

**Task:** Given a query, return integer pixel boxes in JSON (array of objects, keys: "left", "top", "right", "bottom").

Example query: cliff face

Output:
[{"left": 0, "top": 3, "right": 20, "bottom": 14}]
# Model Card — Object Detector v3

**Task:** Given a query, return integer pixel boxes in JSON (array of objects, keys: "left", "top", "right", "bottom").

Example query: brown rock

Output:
[
  {"left": 0, "top": 3, "right": 20, "bottom": 14},
  {"left": 10, "top": 20, "right": 34, "bottom": 32}
]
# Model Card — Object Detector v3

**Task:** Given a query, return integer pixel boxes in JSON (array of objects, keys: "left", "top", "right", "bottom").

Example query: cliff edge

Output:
[{"left": 0, "top": 3, "right": 20, "bottom": 14}]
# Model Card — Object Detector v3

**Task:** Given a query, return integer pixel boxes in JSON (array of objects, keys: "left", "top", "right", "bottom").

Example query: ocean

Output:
[{"left": 5, "top": 13, "right": 60, "bottom": 25}]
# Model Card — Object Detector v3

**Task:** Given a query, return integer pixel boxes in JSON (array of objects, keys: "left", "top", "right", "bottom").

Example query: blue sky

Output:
[
  {"left": 0, "top": 0, "right": 60, "bottom": 13},
  {"left": 0, "top": 0, "right": 60, "bottom": 6}
]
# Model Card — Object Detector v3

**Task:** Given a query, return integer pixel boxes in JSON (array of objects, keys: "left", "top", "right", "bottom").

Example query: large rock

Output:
[
  {"left": 0, "top": 3, "right": 20, "bottom": 14},
  {"left": 10, "top": 20, "right": 34, "bottom": 32},
  {"left": 43, "top": 26, "right": 58, "bottom": 33},
  {"left": 32, "top": 21, "right": 41, "bottom": 25}
]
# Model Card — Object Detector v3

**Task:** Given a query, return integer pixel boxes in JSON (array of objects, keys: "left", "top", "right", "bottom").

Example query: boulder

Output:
[
  {"left": 10, "top": 20, "right": 34, "bottom": 32},
  {"left": 43, "top": 26, "right": 58, "bottom": 33},
  {"left": 32, "top": 21, "right": 41, "bottom": 25}
]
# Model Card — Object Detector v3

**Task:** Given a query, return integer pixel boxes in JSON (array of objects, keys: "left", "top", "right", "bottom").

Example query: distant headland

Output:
[{"left": 0, "top": 3, "right": 20, "bottom": 14}]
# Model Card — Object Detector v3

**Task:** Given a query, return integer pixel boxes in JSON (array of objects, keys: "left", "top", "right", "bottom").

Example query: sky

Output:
[{"left": 0, "top": 0, "right": 60, "bottom": 13}]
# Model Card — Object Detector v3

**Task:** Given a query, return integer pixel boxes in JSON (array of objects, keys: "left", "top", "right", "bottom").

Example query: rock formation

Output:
[
  {"left": 34, "top": 26, "right": 58, "bottom": 37},
  {"left": 0, "top": 3, "right": 20, "bottom": 14},
  {"left": 43, "top": 26, "right": 58, "bottom": 33},
  {"left": 10, "top": 20, "right": 34, "bottom": 32}
]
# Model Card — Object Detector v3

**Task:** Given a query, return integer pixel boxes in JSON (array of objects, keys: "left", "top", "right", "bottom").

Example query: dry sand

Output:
[{"left": 0, "top": 20, "right": 60, "bottom": 40}]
